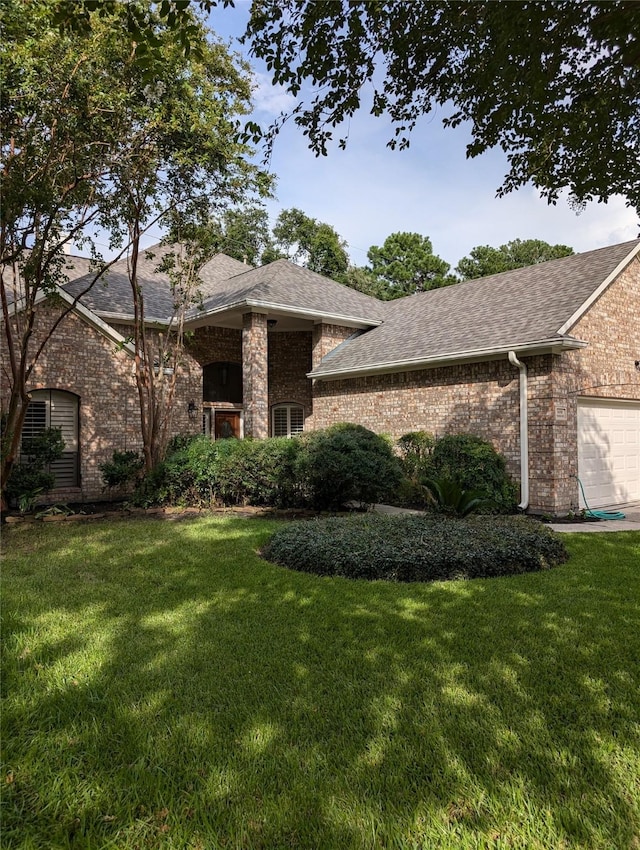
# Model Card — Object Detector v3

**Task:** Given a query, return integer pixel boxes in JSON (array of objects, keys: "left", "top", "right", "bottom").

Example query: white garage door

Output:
[{"left": 577, "top": 399, "right": 640, "bottom": 508}]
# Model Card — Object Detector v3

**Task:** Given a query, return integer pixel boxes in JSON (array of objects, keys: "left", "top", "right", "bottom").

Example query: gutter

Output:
[
  {"left": 508, "top": 351, "right": 529, "bottom": 511},
  {"left": 308, "top": 337, "right": 587, "bottom": 380}
]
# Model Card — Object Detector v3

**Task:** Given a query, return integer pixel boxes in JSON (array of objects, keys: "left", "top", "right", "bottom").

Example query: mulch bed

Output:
[{"left": 2, "top": 502, "right": 319, "bottom": 524}]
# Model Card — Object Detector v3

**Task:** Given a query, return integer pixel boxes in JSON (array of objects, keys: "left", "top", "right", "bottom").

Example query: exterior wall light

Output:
[{"left": 187, "top": 400, "right": 198, "bottom": 420}]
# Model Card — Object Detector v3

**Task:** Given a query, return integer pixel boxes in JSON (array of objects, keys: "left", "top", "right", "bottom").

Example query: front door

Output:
[{"left": 214, "top": 411, "right": 241, "bottom": 439}]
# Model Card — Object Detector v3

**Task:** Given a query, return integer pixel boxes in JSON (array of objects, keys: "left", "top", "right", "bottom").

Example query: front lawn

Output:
[{"left": 2, "top": 517, "right": 639, "bottom": 849}]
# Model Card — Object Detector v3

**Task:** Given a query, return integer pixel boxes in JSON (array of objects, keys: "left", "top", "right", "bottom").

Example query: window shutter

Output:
[
  {"left": 21, "top": 390, "right": 79, "bottom": 488},
  {"left": 22, "top": 401, "right": 47, "bottom": 444},
  {"left": 289, "top": 406, "right": 304, "bottom": 435},
  {"left": 49, "top": 390, "right": 78, "bottom": 451},
  {"left": 272, "top": 404, "right": 304, "bottom": 438},
  {"left": 273, "top": 406, "right": 289, "bottom": 437}
]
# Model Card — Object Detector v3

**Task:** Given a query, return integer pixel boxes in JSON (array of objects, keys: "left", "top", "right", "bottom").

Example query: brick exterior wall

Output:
[
  {"left": 311, "top": 356, "right": 523, "bottom": 484},
  {"left": 312, "top": 323, "right": 355, "bottom": 369},
  {"left": 185, "top": 325, "right": 315, "bottom": 435},
  {"left": 311, "top": 256, "right": 640, "bottom": 515},
  {"left": 186, "top": 326, "right": 242, "bottom": 366},
  {"left": 268, "top": 331, "right": 313, "bottom": 428},
  {"left": 1, "top": 301, "right": 201, "bottom": 503},
  {"left": 542, "top": 258, "right": 640, "bottom": 512}
]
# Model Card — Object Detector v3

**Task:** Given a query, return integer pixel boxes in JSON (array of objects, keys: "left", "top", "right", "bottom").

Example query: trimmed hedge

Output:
[
  {"left": 133, "top": 424, "right": 402, "bottom": 510},
  {"left": 132, "top": 435, "right": 303, "bottom": 508},
  {"left": 262, "top": 514, "right": 568, "bottom": 582}
]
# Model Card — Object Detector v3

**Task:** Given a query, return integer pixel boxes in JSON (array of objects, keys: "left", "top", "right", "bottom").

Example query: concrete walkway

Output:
[
  {"left": 548, "top": 514, "right": 640, "bottom": 533},
  {"left": 371, "top": 503, "right": 640, "bottom": 533}
]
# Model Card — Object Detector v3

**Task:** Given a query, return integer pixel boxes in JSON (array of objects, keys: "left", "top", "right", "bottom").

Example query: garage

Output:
[{"left": 577, "top": 399, "right": 640, "bottom": 509}]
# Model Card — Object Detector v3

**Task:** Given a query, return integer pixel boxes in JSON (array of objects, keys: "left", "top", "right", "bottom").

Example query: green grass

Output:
[{"left": 2, "top": 517, "right": 639, "bottom": 850}]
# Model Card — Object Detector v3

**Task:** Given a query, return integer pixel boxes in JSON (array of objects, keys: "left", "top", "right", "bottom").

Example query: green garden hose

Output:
[{"left": 574, "top": 475, "right": 626, "bottom": 521}]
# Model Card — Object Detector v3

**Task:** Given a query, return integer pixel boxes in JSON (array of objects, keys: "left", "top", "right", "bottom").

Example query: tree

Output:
[
  {"left": 1, "top": 0, "right": 267, "bottom": 501},
  {"left": 342, "top": 266, "right": 388, "bottom": 300},
  {"left": 1, "top": 0, "right": 141, "bottom": 505},
  {"left": 455, "top": 239, "right": 575, "bottom": 280},
  {"left": 245, "top": 2, "right": 640, "bottom": 215},
  {"left": 366, "top": 232, "right": 454, "bottom": 297},
  {"left": 271, "top": 208, "right": 349, "bottom": 281},
  {"left": 209, "top": 205, "right": 275, "bottom": 266},
  {"left": 52, "top": 0, "right": 221, "bottom": 64},
  {"left": 89, "top": 4, "right": 267, "bottom": 472}
]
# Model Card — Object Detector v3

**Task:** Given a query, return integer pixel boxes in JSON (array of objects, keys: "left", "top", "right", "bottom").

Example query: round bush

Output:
[
  {"left": 295, "top": 423, "right": 403, "bottom": 510},
  {"left": 263, "top": 514, "right": 568, "bottom": 582},
  {"left": 423, "top": 433, "right": 518, "bottom": 513}
]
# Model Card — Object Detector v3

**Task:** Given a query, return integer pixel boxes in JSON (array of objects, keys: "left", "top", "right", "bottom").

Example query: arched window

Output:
[
  {"left": 203, "top": 362, "right": 242, "bottom": 403},
  {"left": 21, "top": 389, "right": 79, "bottom": 488},
  {"left": 271, "top": 403, "right": 305, "bottom": 438}
]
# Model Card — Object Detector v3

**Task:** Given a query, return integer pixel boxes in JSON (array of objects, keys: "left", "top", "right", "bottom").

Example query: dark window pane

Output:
[{"left": 203, "top": 362, "right": 242, "bottom": 403}]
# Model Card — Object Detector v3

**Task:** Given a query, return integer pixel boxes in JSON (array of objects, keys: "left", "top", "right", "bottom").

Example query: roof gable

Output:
[
  {"left": 63, "top": 248, "right": 385, "bottom": 327},
  {"left": 193, "top": 258, "right": 386, "bottom": 325}
]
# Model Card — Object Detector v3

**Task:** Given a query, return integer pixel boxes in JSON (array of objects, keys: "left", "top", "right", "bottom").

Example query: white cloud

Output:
[
  {"left": 262, "top": 110, "right": 638, "bottom": 268},
  {"left": 251, "top": 71, "right": 297, "bottom": 117}
]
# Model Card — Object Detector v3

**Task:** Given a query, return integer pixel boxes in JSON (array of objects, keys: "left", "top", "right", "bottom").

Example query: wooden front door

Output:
[{"left": 214, "top": 411, "right": 241, "bottom": 439}]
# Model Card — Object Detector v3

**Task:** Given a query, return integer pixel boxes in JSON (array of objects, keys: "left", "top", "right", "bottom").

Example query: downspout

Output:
[{"left": 508, "top": 351, "right": 529, "bottom": 511}]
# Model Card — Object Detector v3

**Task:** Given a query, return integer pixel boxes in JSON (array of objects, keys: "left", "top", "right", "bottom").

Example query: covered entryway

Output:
[{"left": 577, "top": 399, "right": 640, "bottom": 508}]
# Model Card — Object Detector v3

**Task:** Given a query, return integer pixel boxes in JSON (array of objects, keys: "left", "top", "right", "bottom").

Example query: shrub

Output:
[
  {"left": 99, "top": 450, "right": 144, "bottom": 492},
  {"left": 263, "top": 514, "right": 568, "bottom": 583},
  {"left": 4, "top": 427, "right": 65, "bottom": 512},
  {"left": 295, "top": 423, "right": 403, "bottom": 510},
  {"left": 397, "top": 430, "right": 435, "bottom": 480},
  {"left": 149, "top": 435, "right": 224, "bottom": 506},
  {"left": 422, "top": 433, "right": 518, "bottom": 513},
  {"left": 134, "top": 424, "right": 402, "bottom": 511},
  {"left": 215, "top": 437, "right": 303, "bottom": 507},
  {"left": 132, "top": 434, "right": 304, "bottom": 508},
  {"left": 131, "top": 461, "right": 171, "bottom": 507}
]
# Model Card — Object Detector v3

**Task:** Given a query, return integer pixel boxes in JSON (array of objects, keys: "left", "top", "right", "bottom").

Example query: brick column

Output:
[{"left": 242, "top": 312, "right": 268, "bottom": 438}]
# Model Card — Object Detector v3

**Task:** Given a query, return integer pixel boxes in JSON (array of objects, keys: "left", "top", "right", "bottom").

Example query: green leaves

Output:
[
  {"left": 246, "top": 1, "right": 640, "bottom": 214},
  {"left": 264, "top": 513, "right": 569, "bottom": 582},
  {"left": 421, "top": 477, "right": 488, "bottom": 518},
  {"left": 367, "top": 232, "right": 454, "bottom": 296},
  {"left": 271, "top": 208, "right": 349, "bottom": 281},
  {"left": 455, "top": 239, "right": 575, "bottom": 281}
]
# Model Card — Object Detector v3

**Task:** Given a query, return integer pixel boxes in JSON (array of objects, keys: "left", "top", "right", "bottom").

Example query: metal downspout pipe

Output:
[{"left": 508, "top": 351, "right": 530, "bottom": 511}]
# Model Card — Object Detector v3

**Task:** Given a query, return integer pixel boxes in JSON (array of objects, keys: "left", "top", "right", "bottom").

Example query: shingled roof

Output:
[
  {"left": 57, "top": 239, "right": 638, "bottom": 372},
  {"left": 309, "top": 239, "right": 640, "bottom": 379},
  {"left": 189, "top": 259, "right": 386, "bottom": 325},
  {"left": 64, "top": 248, "right": 385, "bottom": 327},
  {"left": 63, "top": 243, "right": 180, "bottom": 321}
]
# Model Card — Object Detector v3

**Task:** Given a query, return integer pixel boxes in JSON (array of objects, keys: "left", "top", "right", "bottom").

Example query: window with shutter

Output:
[
  {"left": 21, "top": 390, "right": 79, "bottom": 488},
  {"left": 271, "top": 404, "right": 305, "bottom": 438}
]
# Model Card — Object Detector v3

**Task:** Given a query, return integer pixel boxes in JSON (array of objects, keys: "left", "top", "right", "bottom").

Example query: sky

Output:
[{"left": 138, "top": 1, "right": 638, "bottom": 271}]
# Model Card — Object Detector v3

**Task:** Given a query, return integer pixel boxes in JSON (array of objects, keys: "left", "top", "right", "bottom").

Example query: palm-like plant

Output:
[{"left": 421, "top": 476, "right": 489, "bottom": 517}]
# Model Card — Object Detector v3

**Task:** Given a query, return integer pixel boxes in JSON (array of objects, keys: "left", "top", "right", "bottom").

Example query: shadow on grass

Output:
[{"left": 2, "top": 518, "right": 639, "bottom": 849}]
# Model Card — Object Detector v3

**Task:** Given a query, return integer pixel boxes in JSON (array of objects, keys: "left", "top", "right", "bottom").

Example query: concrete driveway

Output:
[
  {"left": 371, "top": 502, "right": 640, "bottom": 533},
  {"left": 549, "top": 504, "right": 640, "bottom": 533}
]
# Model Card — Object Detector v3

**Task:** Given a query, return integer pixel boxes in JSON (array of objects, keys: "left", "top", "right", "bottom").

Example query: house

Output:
[{"left": 2, "top": 238, "right": 639, "bottom": 514}]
